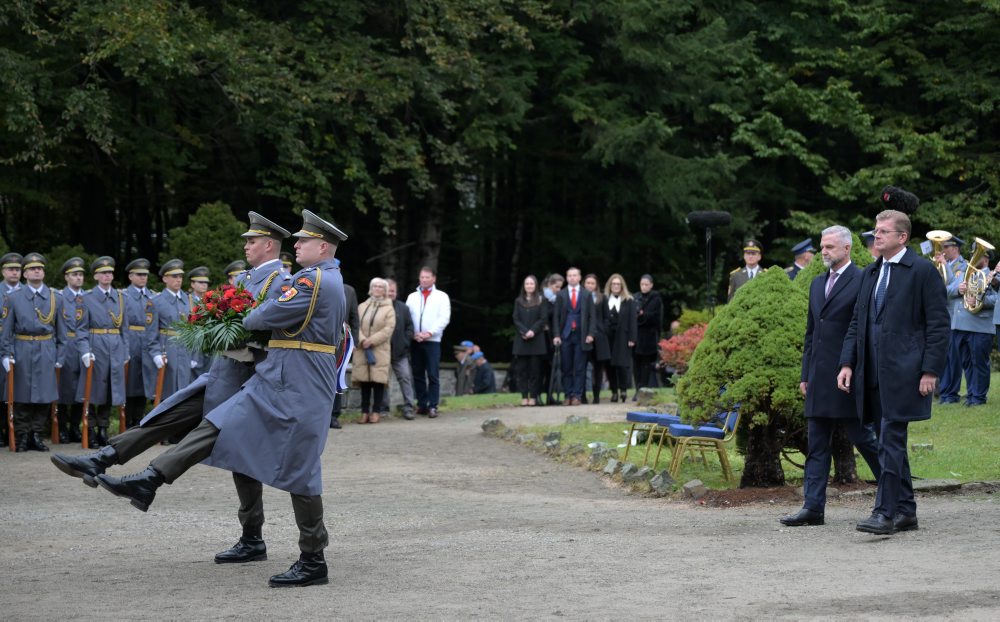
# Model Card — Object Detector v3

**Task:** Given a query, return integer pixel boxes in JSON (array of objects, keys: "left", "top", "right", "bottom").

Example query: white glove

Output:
[
  {"left": 190, "top": 360, "right": 198, "bottom": 369},
  {"left": 82, "top": 353, "right": 95, "bottom": 368},
  {"left": 154, "top": 354, "right": 166, "bottom": 369},
  {"left": 55, "top": 362, "right": 63, "bottom": 369},
  {"left": 1, "top": 357, "right": 12, "bottom": 372}
]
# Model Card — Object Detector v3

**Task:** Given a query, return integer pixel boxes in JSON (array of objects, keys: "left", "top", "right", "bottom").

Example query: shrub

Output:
[{"left": 658, "top": 324, "right": 706, "bottom": 376}]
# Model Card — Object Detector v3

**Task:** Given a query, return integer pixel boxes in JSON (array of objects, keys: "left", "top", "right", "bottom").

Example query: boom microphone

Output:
[{"left": 687, "top": 211, "right": 732, "bottom": 228}]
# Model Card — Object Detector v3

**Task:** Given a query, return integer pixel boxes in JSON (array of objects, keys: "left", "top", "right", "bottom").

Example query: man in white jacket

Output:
[{"left": 406, "top": 267, "right": 451, "bottom": 418}]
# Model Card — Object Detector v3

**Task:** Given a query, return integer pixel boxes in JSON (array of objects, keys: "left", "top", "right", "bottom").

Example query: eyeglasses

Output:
[{"left": 873, "top": 228, "right": 903, "bottom": 236}]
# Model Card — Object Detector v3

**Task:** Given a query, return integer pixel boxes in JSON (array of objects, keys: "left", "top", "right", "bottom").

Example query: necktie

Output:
[
  {"left": 570, "top": 288, "right": 578, "bottom": 330},
  {"left": 749, "top": 269, "right": 755, "bottom": 279},
  {"left": 874, "top": 263, "right": 891, "bottom": 315},
  {"left": 825, "top": 271, "right": 838, "bottom": 299}
]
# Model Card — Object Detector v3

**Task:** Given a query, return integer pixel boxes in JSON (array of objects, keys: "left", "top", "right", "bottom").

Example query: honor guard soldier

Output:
[
  {"left": 951, "top": 248, "right": 996, "bottom": 406},
  {"left": 938, "top": 236, "right": 969, "bottom": 404},
  {"left": 727, "top": 239, "right": 763, "bottom": 302},
  {"left": 861, "top": 230, "right": 877, "bottom": 259},
  {"left": 279, "top": 251, "right": 294, "bottom": 273},
  {"left": 224, "top": 260, "right": 247, "bottom": 286},
  {"left": 786, "top": 239, "right": 816, "bottom": 280},
  {"left": 91, "top": 209, "right": 348, "bottom": 588},
  {"left": 58, "top": 257, "right": 86, "bottom": 442},
  {"left": 0, "top": 253, "right": 67, "bottom": 452},
  {"left": 76, "top": 256, "right": 128, "bottom": 447},
  {"left": 123, "top": 259, "right": 159, "bottom": 428},
  {"left": 187, "top": 266, "right": 213, "bottom": 375},
  {"left": 153, "top": 259, "right": 195, "bottom": 401},
  {"left": 0, "top": 251, "right": 23, "bottom": 446}
]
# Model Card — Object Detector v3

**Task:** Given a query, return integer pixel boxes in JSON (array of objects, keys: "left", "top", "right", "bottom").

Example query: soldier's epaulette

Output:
[
  {"left": 784, "top": 266, "right": 793, "bottom": 272},
  {"left": 730, "top": 267, "right": 741, "bottom": 275}
]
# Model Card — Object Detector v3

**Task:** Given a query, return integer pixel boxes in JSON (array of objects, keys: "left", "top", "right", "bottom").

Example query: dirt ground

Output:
[{"left": 2, "top": 402, "right": 999, "bottom": 620}]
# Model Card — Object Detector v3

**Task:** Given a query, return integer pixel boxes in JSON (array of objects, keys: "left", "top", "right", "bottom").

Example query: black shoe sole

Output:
[
  {"left": 779, "top": 519, "right": 824, "bottom": 526},
  {"left": 95, "top": 477, "right": 150, "bottom": 512},
  {"left": 855, "top": 524, "right": 894, "bottom": 535},
  {"left": 215, "top": 553, "right": 268, "bottom": 564},
  {"left": 894, "top": 521, "right": 919, "bottom": 532},
  {"left": 269, "top": 576, "right": 329, "bottom": 588},
  {"left": 51, "top": 454, "right": 102, "bottom": 488}
]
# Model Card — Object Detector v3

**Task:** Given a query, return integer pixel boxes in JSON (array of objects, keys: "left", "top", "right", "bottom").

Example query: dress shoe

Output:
[
  {"left": 68, "top": 426, "right": 83, "bottom": 443},
  {"left": 329, "top": 417, "right": 341, "bottom": 429},
  {"left": 592, "top": 395, "right": 600, "bottom": 404},
  {"left": 893, "top": 513, "right": 919, "bottom": 532},
  {"left": 428, "top": 407, "right": 438, "bottom": 418},
  {"left": 215, "top": 536, "right": 268, "bottom": 564},
  {"left": 856, "top": 512, "right": 895, "bottom": 535},
  {"left": 416, "top": 406, "right": 429, "bottom": 416},
  {"left": 87, "top": 428, "right": 100, "bottom": 449},
  {"left": 29, "top": 432, "right": 50, "bottom": 452},
  {"left": 369, "top": 412, "right": 380, "bottom": 424},
  {"left": 938, "top": 397, "right": 959, "bottom": 405},
  {"left": 402, "top": 407, "right": 415, "bottom": 421},
  {"left": 779, "top": 508, "right": 825, "bottom": 526},
  {"left": 357, "top": 412, "right": 370, "bottom": 424},
  {"left": 51, "top": 445, "right": 119, "bottom": 487},
  {"left": 610, "top": 393, "right": 619, "bottom": 403},
  {"left": 95, "top": 466, "right": 165, "bottom": 512},
  {"left": 268, "top": 552, "right": 329, "bottom": 588},
  {"left": 95, "top": 426, "right": 109, "bottom": 447}
]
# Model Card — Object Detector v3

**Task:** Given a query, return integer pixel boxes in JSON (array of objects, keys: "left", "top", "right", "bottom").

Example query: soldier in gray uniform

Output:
[
  {"left": 58, "top": 257, "right": 87, "bottom": 443},
  {"left": 52, "top": 213, "right": 292, "bottom": 563},
  {"left": 76, "top": 256, "right": 129, "bottom": 447},
  {"left": 727, "top": 239, "right": 764, "bottom": 302},
  {"left": 187, "top": 266, "right": 214, "bottom": 377},
  {"left": 92, "top": 210, "right": 348, "bottom": 588},
  {"left": 938, "top": 237, "right": 969, "bottom": 404},
  {"left": 279, "top": 251, "right": 294, "bottom": 273},
  {"left": 948, "top": 247, "right": 995, "bottom": 406},
  {"left": 224, "top": 260, "right": 247, "bottom": 286},
  {"left": 152, "top": 259, "right": 195, "bottom": 401},
  {"left": 123, "top": 259, "right": 159, "bottom": 428},
  {"left": 0, "top": 253, "right": 67, "bottom": 452},
  {"left": 0, "top": 252, "right": 23, "bottom": 447}
]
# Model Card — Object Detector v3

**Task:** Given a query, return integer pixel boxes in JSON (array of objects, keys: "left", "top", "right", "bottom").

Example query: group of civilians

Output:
[{"left": 512, "top": 268, "right": 663, "bottom": 407}]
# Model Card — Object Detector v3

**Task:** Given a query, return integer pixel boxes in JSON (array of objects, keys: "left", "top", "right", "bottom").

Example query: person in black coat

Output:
[
  {"left": 779, "top": 226, "right": 881, "bottom": 527},
  {"left": 632, "top": 274, "right": 663, "bottom": 399},
  {"left": 583, "top": 274, "right": 611, "bottom": 404},
  {"left": 471, "top": 352, "right": 496, "bottom": 394},
  {"left": 512, "top": 275, "right": 549, "bottom": 406},
  {"left": 380, "top": 278, "right": 417, "bottom": 419},
  {"left": 838, "top": 202, "right": 949, "bottom": 535},
  {"left": 603, "top": 274, "right": 638, "bottom": 402},
  {"left": 552, "top": 268, "right": 597, "bottom": 405}
]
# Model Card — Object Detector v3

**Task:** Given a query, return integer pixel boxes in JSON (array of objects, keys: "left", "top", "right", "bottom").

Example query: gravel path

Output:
[{"left": 1, "top": 402, "right": 998, "bottom": 620}]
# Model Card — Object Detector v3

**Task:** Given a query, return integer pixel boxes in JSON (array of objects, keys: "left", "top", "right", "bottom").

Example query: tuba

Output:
[
  {"left": 963, "top": 237, "right": 995, "bottom": 314},
  {"left": 926, "top": 230, "right": 953, "bottom": 284}
]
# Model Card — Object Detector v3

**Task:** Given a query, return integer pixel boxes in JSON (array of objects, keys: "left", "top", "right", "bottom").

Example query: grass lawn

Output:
[{"left": 517, "top": 377, "right": 1000, "bottom": 490}]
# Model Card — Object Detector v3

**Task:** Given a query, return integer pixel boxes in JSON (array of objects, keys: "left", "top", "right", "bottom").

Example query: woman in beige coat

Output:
[{"left": 352, "top": 277, "right": 396, "bottom": 423}]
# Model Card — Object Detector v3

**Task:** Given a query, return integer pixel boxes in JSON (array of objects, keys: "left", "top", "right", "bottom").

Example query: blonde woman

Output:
[
  {"left": 603, "top": 274, "right": 637, "bottom": 402},
  {"left": 352, "top": 277, "right": 396, "bottom": 423}
]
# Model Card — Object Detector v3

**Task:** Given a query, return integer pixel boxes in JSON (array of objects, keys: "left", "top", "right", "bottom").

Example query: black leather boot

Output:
[
  {"left": 268, "top": 551, "right": 329, "bottom": 587},
  {"left": 215, "top": 533, "right": 268, "bottom": 564},
  {"left": 96, "top": 426, "right": 109, "bottom": 447},
  {"left": 29, "top": 432, "right": 49, "bottom": 452},
  {"left": 95, "top": 466, "right": 165, "bottom": 512},
  {"left": 67, "top": 421, "right": 82, "bottom": 443},
  {"left": 87, "top": 428, "right": 99, "bottom": 449},
  {"left": 51, "top": 445, "right": 119, "bottom": 487},
  {"left": 15, "top": 433, "right": 29, "bottom": 453}
]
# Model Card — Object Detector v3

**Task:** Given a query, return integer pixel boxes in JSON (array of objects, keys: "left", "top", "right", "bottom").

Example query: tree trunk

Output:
[
  {"left": 740, "top": 421, "right": 786, "bottom": 488},
  {"left": 830, "top": 422, "right": 860, "bottom": 484}
]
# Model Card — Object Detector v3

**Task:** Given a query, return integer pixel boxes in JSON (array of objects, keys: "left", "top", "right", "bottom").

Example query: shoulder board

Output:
[
  {"left": 730, "top": 267, "right": 741, "bottom": 274},
  {"left": 296, "top": 276, "right": 314, "bottom": 288},
  {"left": 784, "top": 266, "right": 793, "bottom": 272}
]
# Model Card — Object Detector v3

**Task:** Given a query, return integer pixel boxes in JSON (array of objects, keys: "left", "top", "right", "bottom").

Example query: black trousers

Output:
[
  {"left": 13, "top": 403, "right": 48, "bottom": 435},
  {"left": 124, "top": 395, "right": 149, "bottom": 428},
  {"left": 359, "top": 382, "right": 385, "bottom": 413},
  {"left": 606, "top": 364, "right": 631, "bottom": 394},
  {"left": 516, "top": 354, "right": 542, "bottom": 399},
  {"left": 863, "top": 386, "right": 916, "bottom": 519},
  {"left": 802, "top": 417, "right": 881, "bottom": 512},
  {"left": 632, "top": 353, "right": 658, "bottom": 390},
  {"left": 109, "top": 391, "right": 205, "bottom": 464}
]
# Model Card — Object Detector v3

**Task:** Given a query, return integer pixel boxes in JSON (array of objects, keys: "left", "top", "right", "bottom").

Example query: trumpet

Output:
[
  {"left": 926, "top": 230, "right": 953, "bottom": 284},
  {"left": 963, "top": 237, "right": 995, "bottom": 314}
]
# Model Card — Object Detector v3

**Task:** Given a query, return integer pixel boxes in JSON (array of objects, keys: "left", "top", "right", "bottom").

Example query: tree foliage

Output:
[{"left": 159, "top": 202, "right": 245, "bottom": 286}]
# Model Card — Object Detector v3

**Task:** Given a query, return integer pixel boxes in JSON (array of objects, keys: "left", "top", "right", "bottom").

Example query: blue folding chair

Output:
[
  {"left": 622, "top": 410, "right": 682, "bottom": 467},
  {"left": 666, "top": 409, "right": 741, "bottom": 483}
]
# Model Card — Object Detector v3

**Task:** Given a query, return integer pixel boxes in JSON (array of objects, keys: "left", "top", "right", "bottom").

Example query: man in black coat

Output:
[
  {"left": 551, "top": 267, "right": 596, "bottom": 405},
  {"left": 780, "top": 226, "right": 881, "bottom": 527},
  {"left": 381, "top": 278, "right": 416, "bottom": 419},
  {"left": 838, "top": 200, "right": 949, "bottom": 535}
]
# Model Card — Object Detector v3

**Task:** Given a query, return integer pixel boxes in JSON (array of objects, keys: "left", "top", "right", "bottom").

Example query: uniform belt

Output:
[
  {"left": 67, "top": 331, "right": 76, "bottom": 338},
  {"left": 160, "top": 329, "right": 179, "bottom": 336},
  {"left": 15, "top": 334, "right": 53, "bottom": 341},
  {"left": 129, "top": 325, "right": 147, "bottom": 331},
  {"left": 91, "top": 328, "right": 120, "bottom": 335},
  {"left": 268, "top": 339, "right": 336, "bottom": 354}
]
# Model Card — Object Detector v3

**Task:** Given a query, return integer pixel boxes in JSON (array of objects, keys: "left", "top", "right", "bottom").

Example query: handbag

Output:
[{"left": 364, "top": 347, "right": 376, "bottom": 365}]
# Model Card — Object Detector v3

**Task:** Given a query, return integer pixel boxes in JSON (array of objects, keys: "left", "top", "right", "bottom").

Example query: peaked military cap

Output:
[
  {"left": 743, "top": 239, "right": 763, "bottom": 253},
  {"left": 1, "top": 252, "right": 24, "bottom": 270},
  {"left": 187, "top": 266, "right": 210, "bottom": 283},
  {"left": 158, "top": 258, "right": 185, "bottom": 278},
  {"left": 279, "top": 252, "right": 294, "bottom": 268},
  {"left": 292, "top": 209, "right": 348, "bottom": 244},
  {"left": 791, "top": 239, "right": 815, "bottom": 256},
  {"left": 860, "top": 231, "right": 875, "bottom": 246},
  {"left": 92, "top": 256, "right": 115, "bottom": 274},
  {"left": 62, "top": 256, "right": 85, "bottom": 274},
  {"left": 125, "top": 258, "right": 151, "bottom": 274},
  {"left": 452, "top": 343, "right": 468, "bottom": 352},
  {"left": 224, "top": 260, "right": 247, "bottom": 276},
  {"left": 242, "top": 212, "right": 291, "bottom": 240},
  {"left": 21, "top": 252, "right": 46, "bottom": 270},
  {"left": 942, "top": 236, "right": 964, "bottom": 248}
]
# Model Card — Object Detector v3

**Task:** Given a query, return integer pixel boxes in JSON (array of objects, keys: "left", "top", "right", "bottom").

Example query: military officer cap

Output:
[
  {"left": 187, "top": 266, "right": 210, "bottom": 283},
  {"left": 860, "top": 231, "right": 875, "bottom": 247},
  {"left": 158, "top": 258, "right": 185, "bottom": 278},
  {"left": 242, "top": 212, "right": 291, "bottom": 240},
  {"left": 1, "top": 252, "right": 24, "bottom": 270},
  {"left": 224, "top": 260, "right": 247, "bottom": 277},
  {"left": 942, "top": 236, "right": 964, "bottom": 248},
  {"left": 92, "top": 256, "right": 115, "bottom": 274},
  {"left": 279, "top": 252, "right": 294, "bottom": 269},
  {"left": 452, "top": 343, "right": 468, "bottom": 353},
  {"left": 62, "top": 256, "right": 85, "bottom": 274},
  {"left": 21, "top": 252, "right": 46, "bottom": 270},
  {"left": 292, "top": 209, "right": 349, "bottom": 244},
  {"left": 790, "top": 239, "right": 815, "bottom": 256},
  {"left": 743, "top": 239, "right": 763, "bottom": 253},
  {"left": 125, "top": 258, "right": 151, "bottom": 275}
]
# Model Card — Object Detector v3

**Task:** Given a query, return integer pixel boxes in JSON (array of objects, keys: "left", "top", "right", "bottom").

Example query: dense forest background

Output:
[{"left": 2, "top": 1, "right": 998, "bottom": 358}]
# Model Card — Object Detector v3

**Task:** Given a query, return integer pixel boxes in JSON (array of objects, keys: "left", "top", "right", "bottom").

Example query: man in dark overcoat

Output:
[
  {"left": 552, "top": 267, "right": 596, "bottom": 405},
  {"left": 838, "top": 199, "right": 949, "bottom": 535}
]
